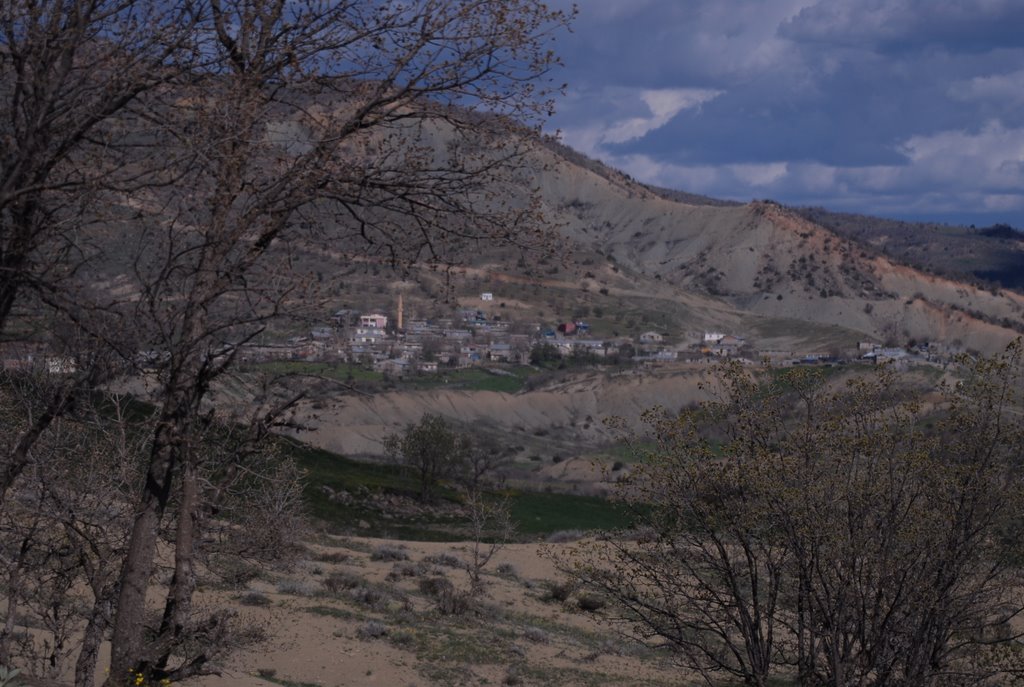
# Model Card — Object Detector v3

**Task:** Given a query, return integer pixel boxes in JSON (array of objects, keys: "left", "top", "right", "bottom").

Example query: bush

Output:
[
  {"left": 387, "top": 561, "right": 429, "bottom": 581},
  {"left": 423, "top": 551, "right": 465, "bottom": 569},
  {"left": 323, "top": 571, "right": 363, "bottom": 594},
  {"left": 496, "top": 563, "right": 519, "bottom": 579},
  {"left": 349, "top": 586, "right": 389, "bottom": 610},
  {"left": 389, "top": 630, "right": 416, "bottom": 649},
  {"left": 540, "top": 580, "right": 575, "bottom": 603},
  {"left": 546, "top": 529, "right": 584, "bottom": 543},
  {"left": 418, "top": 576, "right": 454, "bottom": 599},
  {"left": 371, "top": 545, "right": 409, "bottom": 562},
  {"left": 522, "top": 626, "right": 549, "bottom": 644},
  {"left": 418, "top": 576, "right": 470, "bottom": 615},
  {"left": 577, "top": 593, "right": 606, "bottom": 612},
  {"left": 238, "top": 592, "right": 272, "bottom": 607},
  {"left": 356, "top": 621, "right": 389, "bottom": 640}
]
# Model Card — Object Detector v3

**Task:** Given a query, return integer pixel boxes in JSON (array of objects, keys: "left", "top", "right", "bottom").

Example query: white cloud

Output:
[
  {"left": 982, "top": 194, "right": 1024, "bottom": 211},
  {"left": 898, "top": 120, "right": 1024, "bottom": 189},
  {"left": 578, "top": 120, "right": 1024, "bottom": 219},
  {"left": 730, "top": 162, "right": 789, "bottom": 187},
  {"left": 601, "top": 89, "right": 723, "bottom": 145},
  {"left": 949, "top": 69, "right": 1024, "bottom": 104}
]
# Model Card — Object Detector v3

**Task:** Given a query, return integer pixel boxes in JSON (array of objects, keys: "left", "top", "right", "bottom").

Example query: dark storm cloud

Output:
[{"left": 546, "top": 0, "right": 1024, "bottom": 224}]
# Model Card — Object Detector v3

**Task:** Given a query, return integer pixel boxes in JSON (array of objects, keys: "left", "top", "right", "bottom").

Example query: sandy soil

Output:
[{"left": 173, "top": 536, "right": 681, "bottom": 687}]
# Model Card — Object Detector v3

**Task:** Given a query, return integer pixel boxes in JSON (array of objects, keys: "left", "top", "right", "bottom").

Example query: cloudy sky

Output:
[{"left": 545, "top": 0, "right": 1024, "bottom": 226}]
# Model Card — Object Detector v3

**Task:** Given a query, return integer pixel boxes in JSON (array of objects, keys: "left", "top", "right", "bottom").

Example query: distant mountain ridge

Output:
[{"left": 790, "top": 207, "right": 1024, "bottom": 292}]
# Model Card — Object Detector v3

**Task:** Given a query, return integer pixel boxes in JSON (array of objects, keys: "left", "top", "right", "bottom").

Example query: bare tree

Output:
[
  {"left": 0, "top": 376, "right": 306, "bottom": 687},
  {"left": 0, "top": 0, "right": 198, "bottom": 332},
  {"left": 91, "top": 1, "right": 572, "bottom": 683},
  {"left": 569, "top": 350, "right": 1024, "bottom": 687}
]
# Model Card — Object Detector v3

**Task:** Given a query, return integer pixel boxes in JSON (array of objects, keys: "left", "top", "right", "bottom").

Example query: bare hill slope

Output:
[{"left": 523, "top": 147, "right": 1024, "bottom": 352}]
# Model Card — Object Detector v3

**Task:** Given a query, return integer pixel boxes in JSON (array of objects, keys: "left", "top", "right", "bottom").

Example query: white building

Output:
[{"left": 359, "top": 313, "right": 388, "bottom": 329}]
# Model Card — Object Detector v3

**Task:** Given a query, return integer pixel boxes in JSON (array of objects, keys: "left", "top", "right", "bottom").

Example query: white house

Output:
[
  {"left": 359, "top": 313, "right": 388, "bottom": 329},
  {"left": 481, "top": 292, "right": 494, "bottom": 301}
]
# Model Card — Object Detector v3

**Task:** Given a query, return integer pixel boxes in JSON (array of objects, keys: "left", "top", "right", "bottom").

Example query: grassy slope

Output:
[{"left": 282, "top": 438, "right": 633, "bottom": 540}]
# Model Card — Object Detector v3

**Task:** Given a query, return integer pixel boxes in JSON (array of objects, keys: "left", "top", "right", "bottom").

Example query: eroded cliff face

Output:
[
  {"left": 289, "top": 367, "right": 715, "bottom": 458},
  {"left": 530, "top": 146, "right": 1024, "bottom": 350}
]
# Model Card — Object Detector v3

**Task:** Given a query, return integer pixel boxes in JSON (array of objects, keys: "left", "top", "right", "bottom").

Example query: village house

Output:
[
  {"left": 331, "top": 309, "right": 359, "bottom": 327},
  {"left": 639, "top": 331, "right": 664, "bottom": 344},
  {"left": 311, "top": 326, "right": 334, "bottom": 340},
  {"left": 572, "top": 339, "right": 608, "bottom": 356},
  {"left": 481, "top": 292, "right": 493, "bottom": 301},
  {"left": 46, "top": 356, "right": 78, "bottom": 374},
  {"left": 443, "top": 328, "right": 472, "bottom": 340},
  {"left": 711, "top": 335, "right": 745, "bottom": 356},
  {"left": 0, "top": 341, "right": 46, "bottom": 371},
  {"left": 488, "top": 342, "right": 514, "bottom": 362},
  {"left": 359, "top": 313, "right": 388, "bottom": 329},
  {"left": 375, "top": 358, "right": 410, "bottom": 376},
  {"left": 459, "top": 344, "right": 485, "bottom": 365},
  {"left": 350, "top": 327, "right": 387, "bottom": 345}
]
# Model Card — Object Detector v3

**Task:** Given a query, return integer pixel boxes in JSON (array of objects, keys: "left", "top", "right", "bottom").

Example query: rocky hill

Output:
[{"left": 514, "top": 142, "right": 1024, "bottom": 353}]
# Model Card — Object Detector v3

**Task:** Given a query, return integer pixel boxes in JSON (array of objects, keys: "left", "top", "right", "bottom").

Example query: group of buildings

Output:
[
  {"left": 232, "top": 294, "right": 756, "bottom": 375},
  {"left": 1, "top": 290, "right": 955, "bottom": 377}
]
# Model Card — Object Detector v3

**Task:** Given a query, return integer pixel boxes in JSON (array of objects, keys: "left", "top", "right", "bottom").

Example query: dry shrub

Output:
[
  {"left": 418, "top": 576, "right": 470, "bottom": 615},
  {"left": 237, "top": 592, "right": 272, "bottom": 607},
  {"left": 349, "top": 586, "right": 389, "bottom": 611},
  {"left": 387, "top": 561, "right": 429, "bottom": 581},
  {"left": 371, "top": 545, "right": 410, "bottom": 562},
  {"left": 540, "top": 580, "right": 575, "bottom": 603},
  {"left": 496, "top": 563, "right": 519, "bottom": 579},
  {"left": 356, "top": 621, "right": 389, "bottom": 640},
  {"left": 423, "top": 551, "right": 465, "bottom": 569},
  {"left": 522, "top": 626, "right": 549, "bottom": 644},
  {"left": 323, "top": 571, "right": 363, "bottom": 594},
  {"left": 577, "top": 593, "right": 606, "bottom": 612}
]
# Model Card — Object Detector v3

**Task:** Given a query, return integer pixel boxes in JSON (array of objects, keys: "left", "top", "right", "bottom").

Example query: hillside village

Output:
[
  {"left": 229, "top": 289, "right": 959, "bottom": 377},
  {"left": 0, "top": 285, "right": 965, "bottom": 378}
]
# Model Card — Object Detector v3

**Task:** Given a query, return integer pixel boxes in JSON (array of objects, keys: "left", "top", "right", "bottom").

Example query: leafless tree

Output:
[
  {"left": 92, "top": 1, "right": 572, "bottom": 683},
  {"left": 568, "top": 349, "right": 1024, "bottom": 687},
  {"left": 2, "top": 0, "right": 571, "bottom": 682},
  {"left": 0, "top": 0, "right": 199, "bottom": 331},
  {"left": 0, "top": 378, "right": 306, "bottom": 687}
]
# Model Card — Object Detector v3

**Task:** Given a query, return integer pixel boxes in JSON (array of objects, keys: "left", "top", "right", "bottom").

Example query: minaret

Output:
[{"left": 397, "top": 292, "right": 404, "bottom": 331}]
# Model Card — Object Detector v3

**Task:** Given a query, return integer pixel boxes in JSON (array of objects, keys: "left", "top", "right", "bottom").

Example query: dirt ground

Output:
[{"left": 172, "top": 535, "right": 684, "bottom": 687}]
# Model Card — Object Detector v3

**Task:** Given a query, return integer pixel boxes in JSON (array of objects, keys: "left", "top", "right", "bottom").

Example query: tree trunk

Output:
[
  {"left": 74, "top": 590, "right": 114, "bottom": 687},
  {"left": 105, "top": 423, "right": 181, "bottom": 685},
  {"left": 0, "top": 559, "right": 23, "bottom": 665},
  {"left": 153, "top": 461, "right": 200, "bottom": 675}
]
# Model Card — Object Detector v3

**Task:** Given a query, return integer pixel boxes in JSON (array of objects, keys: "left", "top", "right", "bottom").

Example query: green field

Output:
[{"left": 282, "top": 438, "right": 632, "bottom": 540}]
